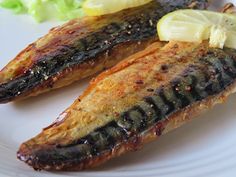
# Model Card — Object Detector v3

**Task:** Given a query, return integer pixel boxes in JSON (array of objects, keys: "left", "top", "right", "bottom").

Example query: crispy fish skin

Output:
[
  {"left": 0, "top": 0, "right": 209, "bottom": 103},
  {"left": 17, "top": 41, "right": 236, "bottom": 171}
]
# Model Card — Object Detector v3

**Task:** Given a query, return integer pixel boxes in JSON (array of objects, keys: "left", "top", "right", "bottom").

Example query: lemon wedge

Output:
[
  {"left": 83, "top": 0, "right": 152, "bottom": 16},
  {"left": 157, "top": 10, "right": 236, "bottom": 49}
]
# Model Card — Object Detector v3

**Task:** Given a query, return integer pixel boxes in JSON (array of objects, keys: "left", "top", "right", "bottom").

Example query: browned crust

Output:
[
  {"left": 18, "top": 61, "right": 236, "bottom": 171},
  {"left": 17, "top": 41, "right": 207, "bottom": 168}
]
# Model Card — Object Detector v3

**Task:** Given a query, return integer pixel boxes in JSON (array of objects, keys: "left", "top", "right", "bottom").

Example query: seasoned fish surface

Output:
[
  {"left": 0, "top": 0, "right": 208, "bottom": 103},
  {"left": 17, "top": 41, "right": 236, "bottom": 171}
]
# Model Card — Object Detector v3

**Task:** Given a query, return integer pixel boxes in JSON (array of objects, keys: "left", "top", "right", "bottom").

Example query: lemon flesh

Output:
[
  {"left": 83, "top": 0, "right": 152, "bottom": 16},
  {"left": 157, "top": 10, "right": 236, "bottom": 49}
]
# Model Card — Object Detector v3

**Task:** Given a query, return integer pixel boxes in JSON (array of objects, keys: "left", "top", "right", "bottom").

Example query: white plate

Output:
[{"left": 0, "top": 1, "right": 236, "bottom": 177}]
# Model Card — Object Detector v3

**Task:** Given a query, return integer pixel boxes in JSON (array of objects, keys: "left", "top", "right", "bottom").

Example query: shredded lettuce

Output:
[{"left": 0, "top": 0, "right": 85, "bottom": 22}]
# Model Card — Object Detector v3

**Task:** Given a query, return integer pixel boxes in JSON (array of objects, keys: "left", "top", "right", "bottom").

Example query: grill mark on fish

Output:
[
  {"left": 157, "top": 87, "right": 176, "bottom": 115},
  {"left": 188, "top": 75, "right": 204, "bottom": 101},
  {"left": 101, "top": 127, "right": 117, "bottom": 149},
  {"left": 144, "top": 97, "right": 162, "bottom": 122},
  {"left": 118, "top": 112, "right": 133, "bottom": 133},
  {"left": 171, "top": 79, "right": 191, "bottom": 108},
  {"left": 0, "top": 0, "right": 209, "bottom": 103},
  {"left": 133, "top": 106, "right": 149, "bottom": 131}
]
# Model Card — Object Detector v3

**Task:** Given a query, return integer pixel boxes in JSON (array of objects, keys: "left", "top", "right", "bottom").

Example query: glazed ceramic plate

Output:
[{"left": 0, "top": 1, "right": 236, "bottom": 177}]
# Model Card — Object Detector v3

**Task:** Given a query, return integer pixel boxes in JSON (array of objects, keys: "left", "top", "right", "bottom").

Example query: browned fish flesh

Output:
[
  {"left": 0, "top": 0, "right": 209, "bottom": 103},
  {"left": 17, "top": 41, "right": 236, "bottom": 170}
]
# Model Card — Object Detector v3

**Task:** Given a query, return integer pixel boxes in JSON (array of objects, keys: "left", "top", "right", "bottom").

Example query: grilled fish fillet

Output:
[
  {"left": 0, "top": 0, "right": 209, "bottom": 103},
  {"left": 17, "top": 41, "right": 236, "bottom": 171}
]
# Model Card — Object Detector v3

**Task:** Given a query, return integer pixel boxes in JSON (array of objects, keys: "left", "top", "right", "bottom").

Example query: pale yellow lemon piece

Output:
[
  {"left": 83, "top": 0, "right": 152, "bottom": 16},
  {"left": 157, "top": 10, "right": 236, "bottom": 49}
]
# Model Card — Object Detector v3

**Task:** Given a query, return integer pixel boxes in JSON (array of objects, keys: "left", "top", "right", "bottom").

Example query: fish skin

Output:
[
  {"left": 0, "top": 0, "right": 209, "bottom": 103},
  {"left": 17, "top": 41, "right": 236, "bottom": 171}
]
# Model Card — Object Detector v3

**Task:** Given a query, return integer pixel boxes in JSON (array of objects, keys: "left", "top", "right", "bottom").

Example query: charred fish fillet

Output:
[
  {"left": 17, "top": 41, "right": 236, "bottom": 171},
  {"left": 0, "top": 0, "right": 208, "bottom": 103}
]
